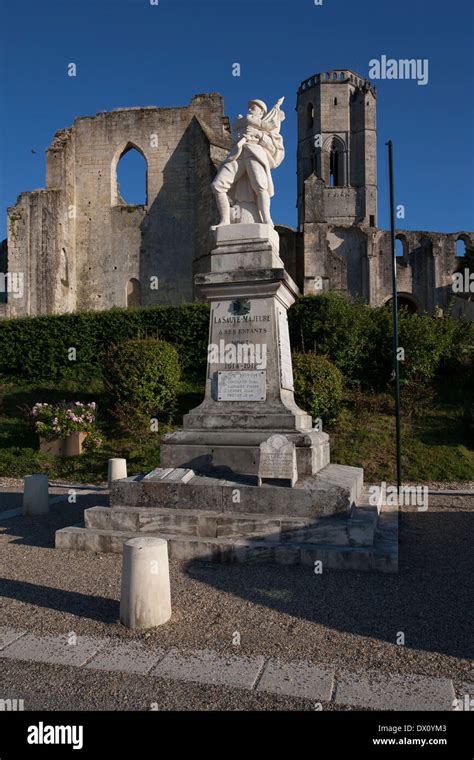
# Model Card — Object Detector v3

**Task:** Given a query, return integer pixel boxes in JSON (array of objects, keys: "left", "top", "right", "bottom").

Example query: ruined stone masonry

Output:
[
  {"left": 1, "top": 94, "right": 231, "bottom": 317},
  {"left": 1, "top": 71, "right": 472, "bottom": 319}
]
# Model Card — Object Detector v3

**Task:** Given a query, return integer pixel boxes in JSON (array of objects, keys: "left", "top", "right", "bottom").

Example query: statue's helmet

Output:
[{"left": 248, "top": 99, "right": 267, "bottom": 115}]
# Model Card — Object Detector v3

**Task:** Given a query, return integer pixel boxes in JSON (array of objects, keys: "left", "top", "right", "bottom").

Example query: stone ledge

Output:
[
  {"left": 55, "top": 508, "right": 398, "bottom": 572},
  {"left": 109, "top": 464, "right": 362, "bottom": 517}
]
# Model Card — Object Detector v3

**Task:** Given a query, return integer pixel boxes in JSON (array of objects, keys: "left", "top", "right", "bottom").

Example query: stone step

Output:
[
  {"left": 83, "top": 502, "right": 377, "bottom": 547},
  {"left": 55, "top": 520, "right": 397, "bottom": 573},
  {"left": 109, "top": 463, "right": 364, "bottom": 518}
]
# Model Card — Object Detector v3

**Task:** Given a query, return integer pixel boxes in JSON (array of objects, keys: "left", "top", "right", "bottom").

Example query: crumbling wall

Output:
[{"left": 4, "top": 94, "right": 231, "bottom": 317}]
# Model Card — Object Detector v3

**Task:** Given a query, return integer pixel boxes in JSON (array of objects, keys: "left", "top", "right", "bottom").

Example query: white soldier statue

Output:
[{"left": 212, "top": 97, "right": 286, "bottom": 227}]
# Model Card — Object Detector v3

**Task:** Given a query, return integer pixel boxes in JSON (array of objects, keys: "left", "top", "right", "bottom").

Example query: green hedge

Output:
[
  {"left": 289, "top": 293, "right": 474, "bottom": 392},
  {"left": 105, "top": 337, "right": 181, "bottom": 437},
  {"left": 0, "top": 304, "right": 209, "bottom": 385},
  {"left": 292, "top": 352, "right": 343, "bottom": 425},
  {"left": 0, "top": 294, "right": 472, "bottom": 393}
]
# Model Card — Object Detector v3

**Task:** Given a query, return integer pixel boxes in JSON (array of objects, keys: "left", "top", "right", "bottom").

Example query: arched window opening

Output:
[
  {"left": 456, "top": 239, "right": 466, "bottom": 257},
  {"left": 384, "top": 295, "right": 419, "bottom": 314},
  {"left": 306, "top": 103, "right": 314, "bottom": 131},
  {"left": 396, "top": 296, "right": 418, "bottom": 314},
  {"left": 116, "top": 146, "right": 147, "bottom": 206},
  {"left": 395, "top": 239, "right": 404, "bottom": 257},
  {"left": 126, "top": 278, "right": 141, "bottom": 308},
  {"left": 329, "top": 142, "right": 342, "bottom": 187},
  {"left": 334, "top": 97, "right": 338, "bottom": 106}
]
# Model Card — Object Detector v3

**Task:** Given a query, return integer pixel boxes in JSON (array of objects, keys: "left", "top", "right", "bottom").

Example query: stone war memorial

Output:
[{"left": 56, "top": 96, "right": 398, "bottom": 572}]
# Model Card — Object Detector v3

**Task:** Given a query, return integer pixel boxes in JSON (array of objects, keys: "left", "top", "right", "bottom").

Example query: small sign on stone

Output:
[
  {"left": 258, "top": 434, "right": 297, "bottom": 488},
  {"left": 144, "top": 467, "right": 195, "bottom": 483}
]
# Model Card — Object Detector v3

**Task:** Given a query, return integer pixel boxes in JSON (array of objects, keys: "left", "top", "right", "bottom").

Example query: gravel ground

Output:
[
  {"left": 0, "top": 490, "right": 472, "bottom": 712},
  {"left": 0, "top": 479, "right": 107, "bottom": 488},
  {"left": 0, "top": 483, "right": 108, "bottom": 513}
]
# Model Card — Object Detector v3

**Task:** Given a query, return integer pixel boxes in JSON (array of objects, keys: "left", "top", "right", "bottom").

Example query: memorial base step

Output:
[{"left": 55, "top": 488, "right": 398, "bottom": 573}]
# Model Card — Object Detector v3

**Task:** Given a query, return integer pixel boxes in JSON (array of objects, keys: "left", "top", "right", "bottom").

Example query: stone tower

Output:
[{"left": 296, "top": 69, "right": 377, "bottom": 228}]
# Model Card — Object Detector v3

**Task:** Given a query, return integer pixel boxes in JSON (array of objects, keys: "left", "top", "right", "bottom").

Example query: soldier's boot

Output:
[
  {"left": 257, "top": 193, "right": 273, "bottom": 226},
  {"left": 212, "top": 190, "right": 231, "bottom": 226}
]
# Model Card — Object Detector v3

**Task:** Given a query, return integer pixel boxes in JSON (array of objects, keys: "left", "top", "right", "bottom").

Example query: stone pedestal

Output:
[
  {"left": 161, "top": 224, "right": 329, "bottom": 477},
  {"left": 108, "top": 458, "right": 128, "bottom": 487}
]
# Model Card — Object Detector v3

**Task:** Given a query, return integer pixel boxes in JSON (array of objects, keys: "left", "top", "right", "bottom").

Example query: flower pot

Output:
[
  {"left": 64, "top": 431, "right": 87, "bottom": 456},
  {"left": 39, "top": 437, "right": 64, "bottom": 456},
  {"left": 39, "top": 431, "right": 87, "bottom": 457}
]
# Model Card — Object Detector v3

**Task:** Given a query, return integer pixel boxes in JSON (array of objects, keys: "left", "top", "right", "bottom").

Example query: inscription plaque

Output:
[
  {"left": 217, "top": 370, "right": 266, "bottom": 401},
  {"left": 258, "top": 434, "right": 297, "bottom": 487}
]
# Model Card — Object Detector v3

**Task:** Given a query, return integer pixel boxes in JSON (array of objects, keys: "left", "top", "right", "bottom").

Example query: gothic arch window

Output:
[
  {"left": 306, "top": 103, "right": 314, "bottom": 132},
  {"left": 395, "top": 235, "right": 408, "bottom": 258},
  {"left": 329, "top": 138, "right": 344, "bottom": 187},
  {"left": 111, "top": 142, "right": 148, "bottom": 207},
  {"left": 383, "top": 293, "right": 419, "bottom": 314},
  {"left": 455, "top": 236, "right": 470, "bottom": 257},
  {"left": 126, "top": 278, "right": 141, "bottom": 307},
  {"left": 322, "top": 135, "right": 347, "bottom": 187}
]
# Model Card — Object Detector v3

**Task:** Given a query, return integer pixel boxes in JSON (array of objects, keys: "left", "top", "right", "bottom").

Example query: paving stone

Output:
[
  {"left": 256, "top": 658, "right": 334, "bottom": 701},
  {"left": 0, "top": 633, "right": 103, "bottom": 667},
  {"left": 0, "top": 627, "right": 26, "bottom": 650},
  {"left": 86, "top": 642, "right": 165, "bottom": 674},
  {"left": 150, "top": 648, "right": 265, "bottom": 690},
  {"left": 334, "top": 669, "right": 456, "bottom": 711}
]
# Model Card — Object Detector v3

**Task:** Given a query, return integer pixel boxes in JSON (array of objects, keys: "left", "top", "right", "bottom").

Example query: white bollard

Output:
[
  {"left": 120, "top": 537, "right": 171, "bottom": 629},
  {"left": 23, "top": 474, "right": 49, "bottom": 516},
  {"left": 108, "top": 458, "right": 127, "bottom": 487}
]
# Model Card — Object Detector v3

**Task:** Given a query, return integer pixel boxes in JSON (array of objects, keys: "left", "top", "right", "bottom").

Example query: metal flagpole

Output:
[{"left": 386, "top": 140, "right": 402, "bottom": 494}]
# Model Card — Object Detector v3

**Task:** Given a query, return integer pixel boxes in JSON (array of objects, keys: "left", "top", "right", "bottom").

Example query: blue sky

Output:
[{"left": 0, "top": 0, "right": 473, "bottom": 241}]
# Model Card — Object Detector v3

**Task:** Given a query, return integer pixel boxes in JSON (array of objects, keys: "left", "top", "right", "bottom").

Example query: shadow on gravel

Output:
[
  {"left": 0, "top": 491, "right": 23, "bottom": 512},
  {"left": 0, "top": 579, "right": 119, "bottom": 623},
  {"left": 185, "top": 508, "right": 474, "bottom": 661},
  {"left": 0, "top": 492, "right": 108, "bottom": 548}
]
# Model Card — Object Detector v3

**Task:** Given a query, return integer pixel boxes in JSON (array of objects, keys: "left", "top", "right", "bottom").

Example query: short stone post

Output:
[
  {"left": 120, "top": 537, "right": 171, "bottom": 629},
  {"left": 108, "top": 458, "right": 127, "bottom": 487},
  {"left": 23, "top": 474, "right": 49, "bottom": 516}
]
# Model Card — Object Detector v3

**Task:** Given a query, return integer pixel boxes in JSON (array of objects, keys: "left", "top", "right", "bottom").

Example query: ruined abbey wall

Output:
[
  {"left": 1, "top": 94, "right": 231, "bottom": 319},
  {"left": 1, "top": 75, "right": 472, "bottom": 320}
]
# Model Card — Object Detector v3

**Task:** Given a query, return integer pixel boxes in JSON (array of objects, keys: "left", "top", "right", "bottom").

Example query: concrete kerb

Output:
[{"left": 0, "top": 627, "right": 457, "bottom": 711}]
